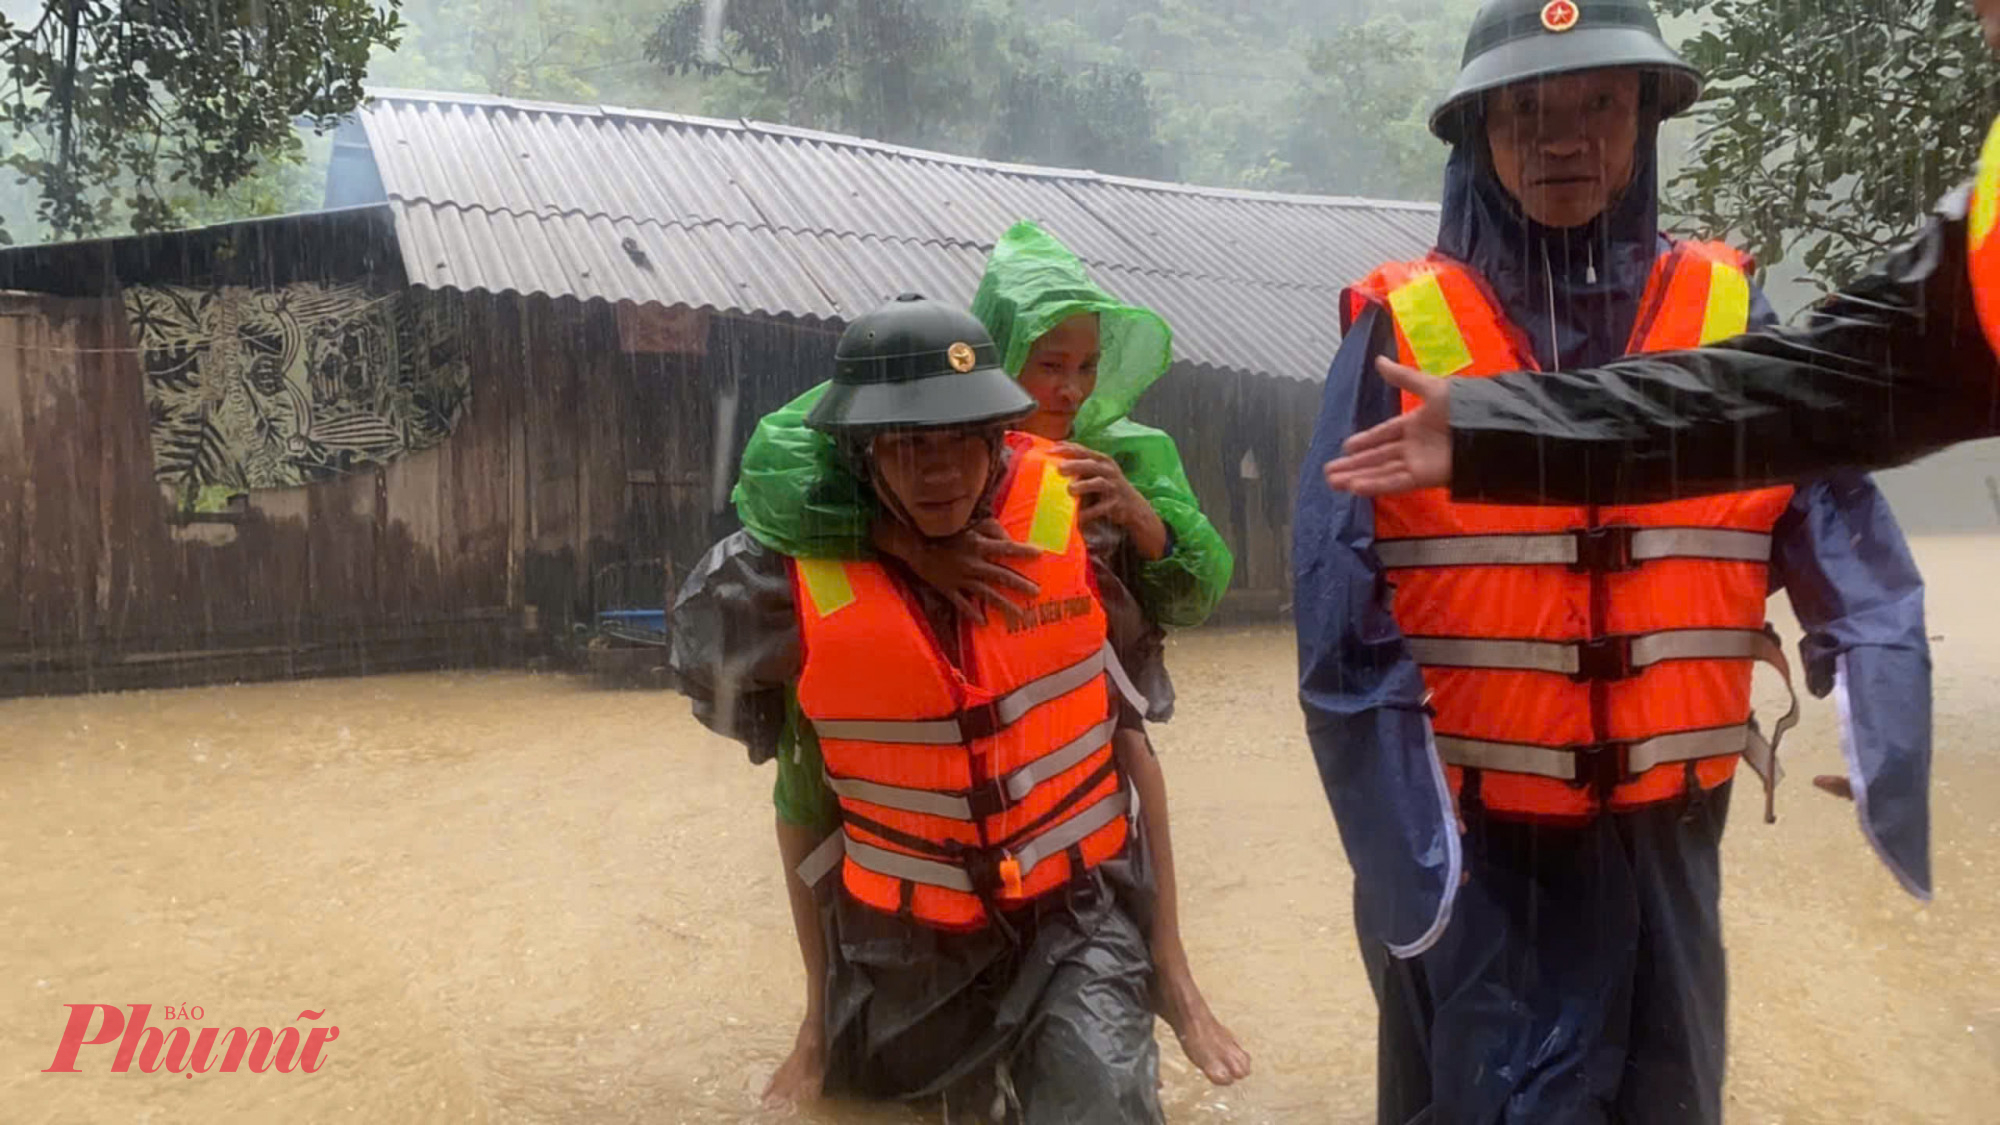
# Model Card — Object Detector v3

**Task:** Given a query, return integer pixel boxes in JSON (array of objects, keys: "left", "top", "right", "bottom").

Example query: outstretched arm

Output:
[{"left": 1329, "top": 194, "right": 2000, "bottom": 506}]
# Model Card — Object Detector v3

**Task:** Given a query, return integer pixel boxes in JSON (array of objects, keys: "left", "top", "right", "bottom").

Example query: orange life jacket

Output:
[
  {"left": 1969, "top": 112, "right": 2000, "bottom": 357},
  {"left": 789, "top": 432, "right": 1133, "bottom": 931},
  {"left": 1343, "top": 241, "right": 1799, "bottom": 824}
]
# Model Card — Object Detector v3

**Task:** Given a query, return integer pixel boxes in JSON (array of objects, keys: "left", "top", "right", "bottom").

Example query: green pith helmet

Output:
[
  {"left": 1429, "top": 0, "right": 1702, "bottom": 144},
  {"left": 806, "top": 293, "right": 1037, "bottom": 437}
]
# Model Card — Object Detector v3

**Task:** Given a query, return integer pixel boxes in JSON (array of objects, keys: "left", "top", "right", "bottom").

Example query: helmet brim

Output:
[
  {"left": 805, "top": 365, "right": 1037, "bottom": 436},
  {"left": 1429, "top": 29, "right": 1702, "bottom": 144}
]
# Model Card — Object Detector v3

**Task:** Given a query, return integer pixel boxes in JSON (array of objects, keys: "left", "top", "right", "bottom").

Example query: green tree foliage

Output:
[
  {"left": 649, "top": 0, "right": 957, "bottom": 136},
  {"left": 1017, "top": 0, "right": 1477, "bottom": 199},
  {"left": 646, "top": 0, "right": 1175, "bottom": 179},
  {"left": 1264, "top": 1, "right": 1482, "bottom": 201},
  {"left": 0, "top": 0, "right": 404, "bottom": 243},
  {"left": 1089, "top": 0, "right": 1311, "bottom": 188},
  {"left": 983, "top": 39, "right": 1174, "bottom": 177},
  {"left": 0, "top": 124, "right": 36, "bottom": 238},
  {"left": 1263, "top": 18, "right": 1450, "bottom": 200},
  {"left": 368, "top": 0, "right": 701, "bottom": 106},
  {"left": 171, "top": 134, "right": 335, "bottom": 230},
  {"left": 1661, "top": 0, "right": 2000, "bottom": 289}
]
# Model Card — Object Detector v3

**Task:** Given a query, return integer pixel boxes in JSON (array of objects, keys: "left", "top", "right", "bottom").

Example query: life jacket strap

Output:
[
  {"left": 810, "top": 643, "right": 1130, "bottom": 745},
  {"left": 796, "top": 785, "right": 1133, "bottom": 892},
  {"left": 1436, "top": 722, "right": 1755, "bottom": 782},
  {"left": 1431, "top": 628, "right": 1800, "bottom": 817},
  {"left": 1404, "top": 626, "right": 1783, "bottom": 682},
  {"left": 822, "top": 716, "right": 1120, "bottom": 820},
  {"left": 1375, "top": 526, "right": 1773, "bottom": 572}
]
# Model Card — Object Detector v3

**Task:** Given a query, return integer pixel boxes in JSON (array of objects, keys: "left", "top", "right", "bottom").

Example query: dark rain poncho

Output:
[
  {"left": 1295, "top": 132, "right": 1933, "bottom": 1125},
  {"left": 731, "top": 221, "right": 1234, "bottom": 632}
]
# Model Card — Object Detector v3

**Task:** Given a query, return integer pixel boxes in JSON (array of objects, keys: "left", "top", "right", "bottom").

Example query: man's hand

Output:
[
  {"left": 879, "top": 517, "right": 1042, "bottom": 625},
  {"left": 1054, "top": 443, "right": 1171, "bottom": 560},
  {"left": 761, "top": 1015, "right": 828, "bottom": 1109},
  {"left": 1322, "top": 357, "right": 1454, "bottom": 498}
]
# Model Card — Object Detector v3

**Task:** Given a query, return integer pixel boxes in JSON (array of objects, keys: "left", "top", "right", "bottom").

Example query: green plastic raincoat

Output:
[{"left": 730, "top": 221, "right": 1233, "bottom": 630}]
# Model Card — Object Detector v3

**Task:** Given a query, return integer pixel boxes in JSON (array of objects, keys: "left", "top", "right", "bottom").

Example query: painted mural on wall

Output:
[{"left": 125, "top": 282, "right": 472, "bottom": 494}]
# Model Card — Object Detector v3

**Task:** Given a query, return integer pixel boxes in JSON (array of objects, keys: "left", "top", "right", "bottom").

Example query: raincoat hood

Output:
[
  {"left": 970, "top": 222, "right": 1174, "bottom": 441},
  {"left": 1438, "top": 122, "right": 1665, "bottom": 371}
]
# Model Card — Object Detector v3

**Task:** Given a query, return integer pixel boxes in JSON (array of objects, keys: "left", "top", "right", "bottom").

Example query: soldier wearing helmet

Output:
[
  {"left": 672, "top": 294, "right": 1179, "bottom": 1122},
  {"left": 1294, "top": 4, "right": 1932, "bottom": 1123},
  {"left": 1322, "top": 4, "right": 2000, "bottom": 504}
]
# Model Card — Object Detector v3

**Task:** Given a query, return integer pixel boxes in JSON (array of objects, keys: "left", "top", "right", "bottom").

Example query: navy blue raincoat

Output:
[{"left": 1294, "top": 135, "right": 1934, "bottom": 961}]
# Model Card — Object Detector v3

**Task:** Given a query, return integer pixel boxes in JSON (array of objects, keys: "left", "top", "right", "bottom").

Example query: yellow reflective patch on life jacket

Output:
[
  {"left": 1973, "top": 114, "right": 2000, "bottom": 253},
  {"left": 1386, "top": 272, "right": 1476, "bottom": 376},
  {"left": 1698, "top": 262, "right": 1751, "bottom": 345},
  {"left": 796, "top": 558, "right": 856, "bottom": 618},
  {"left": 1028, "top": 459, "right": 1077, "bottom": 553}
]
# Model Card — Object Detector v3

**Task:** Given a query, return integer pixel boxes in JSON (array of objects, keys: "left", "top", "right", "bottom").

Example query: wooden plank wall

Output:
[
  {"left": 0, "top": 290, "right": 562, "bottom": 694},
  {"left": 0, "top": 292, "right": 1307, "bottom": 696},
  {"left": 706, "top": 313, "right": 842, "bottom": 542},
  {"left": 1131, "top": 361, "right": 1319, "bottom": 609},
  {"left": 0, "top": 300, "right": 26, "bottom": 650}
]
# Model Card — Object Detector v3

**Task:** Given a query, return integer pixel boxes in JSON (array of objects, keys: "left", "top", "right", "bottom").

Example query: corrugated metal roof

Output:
[
  {"left": 356, "top": 89, "right": 1440, "bottom": 381},
  {"left": 777, "top": 233, "right": 992, "bottom": 322},
  {"left": 395, "top": 207, "right": 839, "bottom": 318}
]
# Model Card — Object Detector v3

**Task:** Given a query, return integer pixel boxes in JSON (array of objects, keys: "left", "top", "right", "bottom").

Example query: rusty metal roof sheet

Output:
[{"left": 353, "top": 89, "right": 1440, "bottom": 381}]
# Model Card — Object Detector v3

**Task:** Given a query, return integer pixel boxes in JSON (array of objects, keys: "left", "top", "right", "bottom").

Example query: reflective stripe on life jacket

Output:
[
  {"left": 1344, "top": 241, "right": 1799, "bottom": 824},
  {"left": 1970, "top": 112, "right": 2000, "bottom": 358},
  {"left": 790, "top": 432, "right": 1132, "bottom": 931}
]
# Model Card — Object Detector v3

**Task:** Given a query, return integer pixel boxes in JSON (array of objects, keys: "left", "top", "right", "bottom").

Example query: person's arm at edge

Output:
[
  {"left": 1767, "top": 475, "right": 1934, "bottom": 900},
  {"left": 1447, "top": 192, "right": 2000, "bottom": 505}
]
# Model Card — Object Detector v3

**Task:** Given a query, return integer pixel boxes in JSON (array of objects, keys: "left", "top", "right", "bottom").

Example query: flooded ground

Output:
[{"left": 4, "top": 536, "right": 1998, "bottom": 1124}]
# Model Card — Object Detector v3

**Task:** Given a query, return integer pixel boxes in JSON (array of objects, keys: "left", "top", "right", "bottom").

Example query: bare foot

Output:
[
  {"left": 762, "top": 1020, "right": 827, "bottom": 1110},
  {"left": 1156, "top": 964, "right": 1251, "bottom": 1086}
]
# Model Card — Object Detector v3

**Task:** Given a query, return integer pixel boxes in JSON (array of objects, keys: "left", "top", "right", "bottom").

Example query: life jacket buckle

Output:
[
  {"left": 955, "top": 842, "right": 1004, "bottom": 896},
  {"left": 1571, "top": 636, "right": 1635, "bottom": 682},
  {"left": 1571, "top": 525, "right": 1638, "bottom": 574},
  {"left": 1569, "top": 740, "right": 1632, "bottom": 797},
  {"left": 957, "top": 699, "right": 1005, "bottom": 741},
  {"left": 965, "top": 780, "right": 1012, "bottom": 821}
]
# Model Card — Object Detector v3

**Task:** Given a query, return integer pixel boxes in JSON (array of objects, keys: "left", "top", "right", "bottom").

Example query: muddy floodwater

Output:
[{"left": 4, "top": 536, "right": 1998, "bottom": 1124}]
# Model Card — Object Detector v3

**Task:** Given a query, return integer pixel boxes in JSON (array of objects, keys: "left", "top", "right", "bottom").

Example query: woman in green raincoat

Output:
[
  {"left": 730, "top": 222, "right": 1247, "bottom": 1093},
  {"left": 735, "top": 221, "right": 1234, "bottom": 631}
]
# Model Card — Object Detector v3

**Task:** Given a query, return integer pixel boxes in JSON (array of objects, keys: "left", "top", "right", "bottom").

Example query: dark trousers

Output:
[
  {"left": 1365, "top": 781, "right": 1733, "bottom": 1125},
  {"left": 822, "top": 826, "right": 1164, "bottom": 1124}
]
